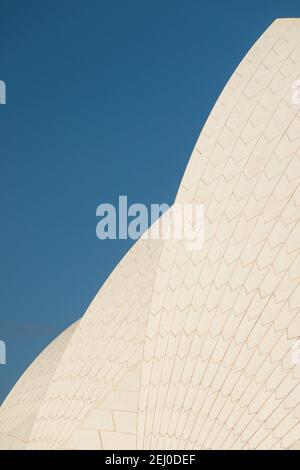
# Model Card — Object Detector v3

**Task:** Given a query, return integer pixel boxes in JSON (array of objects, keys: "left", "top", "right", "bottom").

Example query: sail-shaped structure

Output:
[{"left": 1, "top": 19, "right": 300, "bottom": 450}]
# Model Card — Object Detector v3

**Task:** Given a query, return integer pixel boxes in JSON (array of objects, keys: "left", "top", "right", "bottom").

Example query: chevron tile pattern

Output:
[
  {"left": 0, "top": 321, "right": 78, "bottom": 449},
  {"left": 0, "top": 19, "right": 300, "bottom": 450},
  {"left": 138, "top": 18, "right": 300, "bottom": 451}
]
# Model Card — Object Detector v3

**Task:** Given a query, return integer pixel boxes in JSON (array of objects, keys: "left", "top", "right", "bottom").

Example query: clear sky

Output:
[{"left": 0, "top": 0, "right": 299, "bottom": 402}]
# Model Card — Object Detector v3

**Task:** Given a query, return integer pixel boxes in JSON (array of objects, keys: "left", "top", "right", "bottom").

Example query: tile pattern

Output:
[
  {"left": 0, "top": 321, "right": 78, "bottom": 449},
  {"left": 138, "top": 18, "right": 300, "bottom": 450},
  {"left": 0, "top": 19, "right": 300, "bottom": 450},
  {"left": 27, "top": 238, "right": 162, "bottom": 449},
  {"left": 64, "top": 362, "right": 141, "bottom": 450}
]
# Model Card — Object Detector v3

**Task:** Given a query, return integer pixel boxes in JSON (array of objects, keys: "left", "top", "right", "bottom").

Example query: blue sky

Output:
[{"left": 0, "top": 0, "right": 300, "bottom": 402}]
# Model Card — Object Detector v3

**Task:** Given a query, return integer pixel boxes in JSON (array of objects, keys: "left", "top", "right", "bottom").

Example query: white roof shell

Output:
[{"left": 1, "top": 19, "right": 300, "bottom": 450}]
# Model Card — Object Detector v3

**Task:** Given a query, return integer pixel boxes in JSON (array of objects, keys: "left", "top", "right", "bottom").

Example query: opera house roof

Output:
[{"left": 1, "top": 19, "right": 300, "bottom": 450}]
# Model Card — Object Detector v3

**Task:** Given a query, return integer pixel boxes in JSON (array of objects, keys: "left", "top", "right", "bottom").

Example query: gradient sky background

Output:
[{"left": 0, "top": 0, "right": 300, "bottom": 402}]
